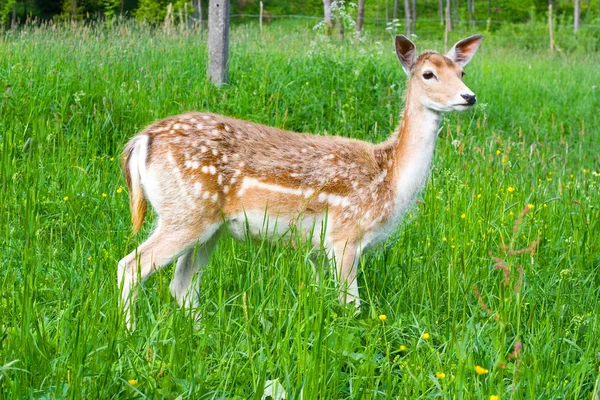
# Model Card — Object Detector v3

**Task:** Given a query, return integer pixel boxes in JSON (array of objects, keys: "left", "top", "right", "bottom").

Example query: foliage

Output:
[{"left": 0, "top": 21, "right": 599, "bottom": 398}]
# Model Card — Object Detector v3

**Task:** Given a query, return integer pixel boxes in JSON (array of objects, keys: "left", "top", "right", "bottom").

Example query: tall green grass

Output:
[{"left": 1, "top": 21, "right": 599, "bottom": 398}]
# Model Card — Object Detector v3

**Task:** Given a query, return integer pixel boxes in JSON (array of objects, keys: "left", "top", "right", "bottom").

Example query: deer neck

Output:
[{"left": 389, "top": 84, "right": 441, "bottom": 207}]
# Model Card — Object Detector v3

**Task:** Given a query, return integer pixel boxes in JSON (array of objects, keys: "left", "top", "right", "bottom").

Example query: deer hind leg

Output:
[
  {"left": 118, "top": 221, "right": 221, "bottom": 330},
  {"left": 170, "top": 229, "right": 221, "bottom": 310},
  {"left": 331, "top": 241, "right": 361, "bottom": 308}
]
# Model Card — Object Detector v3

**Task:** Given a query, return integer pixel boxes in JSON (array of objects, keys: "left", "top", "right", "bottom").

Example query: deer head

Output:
[{"left": 395, "top": 34, "right": 484, "bottom": 112}]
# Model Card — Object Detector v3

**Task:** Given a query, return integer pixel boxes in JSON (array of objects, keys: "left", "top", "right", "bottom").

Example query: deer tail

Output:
[{"left": 122, "top": 135, "right": 149, "bottom": 234}]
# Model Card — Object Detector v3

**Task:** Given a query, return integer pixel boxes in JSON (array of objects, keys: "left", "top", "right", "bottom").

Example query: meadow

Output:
[{"left": 0, "top": 20, "right": 599, "bottom": 398}]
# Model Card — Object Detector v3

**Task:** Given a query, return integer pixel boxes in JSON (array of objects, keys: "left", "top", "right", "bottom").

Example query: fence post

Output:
[
  {"left": 548, "top": 0, "right": 554, "bottom": 53},
  {"left": 208, "top": 0, "right": 230, "bottom": 86},
  {"left": 260, "top": 1, "right": 263, "bottom": 33}
]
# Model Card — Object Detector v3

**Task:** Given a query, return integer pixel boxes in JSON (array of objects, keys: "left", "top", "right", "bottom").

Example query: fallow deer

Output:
[{"left": 118, "top": 34, "right": 483, "bottom": 330}]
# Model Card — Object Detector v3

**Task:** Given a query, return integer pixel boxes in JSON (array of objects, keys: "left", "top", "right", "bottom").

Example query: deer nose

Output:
[{"left": 461, "top": 94, "right": 477, "bottom": 105}]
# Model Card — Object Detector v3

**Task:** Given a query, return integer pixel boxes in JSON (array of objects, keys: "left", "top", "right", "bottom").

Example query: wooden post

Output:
[
  {"left": 411, "top": 0, "right": 416, "bottom": 34},
  {"left": 11, "top": 1, "right": 17, "bottom": 29},
  {"left": 208, "top": 0, "right": 230, "bottom": 86},
  {"left": 356, "top": 0, "right": 365, "bottom": 39},
  {"left": 259, "top": 1, "right": 263, "bottom": 32},
  {"left": 404, "top": 0, "right": 410, "bottom": 36},
  {"left": 548, "top": 0, "right": 554, "bottom": 53},
  {"left": 574, "top": 0, "right": 580, "bottom": 33}
]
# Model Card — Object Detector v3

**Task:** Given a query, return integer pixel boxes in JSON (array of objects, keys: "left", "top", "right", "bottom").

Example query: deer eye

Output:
[{"left": 422, "top": 71, "right": 435, "bottom": 80}]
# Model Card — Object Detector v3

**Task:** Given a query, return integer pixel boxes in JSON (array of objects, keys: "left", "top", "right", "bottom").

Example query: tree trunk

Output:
[
  {"left": 411, "top": 0, "right": 416, "bottom": 33},
  {"left": 453, "top": 0, "right": 459, "bottom": 28},
  {"left": 438, "top": 0, "right": 443, "bottom": 24},
  {"left": 193, "top": 0, "right": 200, "bottom": 24},
  {"left": 11, "top": 1, "right": 17, "bottom": 29},
  {"left": 323, "top": 0, "right": 332, "bottom": 33},
  {"left": 445, "top": 0, "right": 452, "bottom": 31},
  {"left": 574, "top": 0, "right": 580, "bottom": 32},
  {"left": 355, "top": 0, "right": 365, "bottom": 38},
  {"left": 548, "top": 0, "right": 554, "bottom": 53},
  {"left": 393, "top": 0, "right": 399, "bottom": 21},
  {"left": 208, "top": 0, "right": 230, "bottom": 86},
  {"left": 470, "top": 0, "right": 476, "bottom": 26},
  {"left": 404, "top": 0, "right": 410, "bottom": 36}
]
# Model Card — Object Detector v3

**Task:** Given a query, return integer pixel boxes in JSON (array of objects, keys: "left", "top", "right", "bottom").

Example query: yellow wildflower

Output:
[
  {"left": 527, "top": 204, "right": 534, "bottom": 209},
  {"left": 490, "top": 396, "right": 500, "bottom": 400},
  {"left": 102, "top": 193, "right": 107, "bottom": 198},
  {"left": 436, "top": 371, "right": 446, "bottom": 379},
  {"left": 477, "top": 193, "right": 482, "bottom": 199},
  {"left": 496, "top": 149, "right": 501, "bottom": 155},
  {"left": 474, "top": 365, "right": 489, "bottom": 375},
  {"left": 507, "top": 187, "right": 515, "bottom": 193},
  {"left": 422, "top": 332, "right": 430, "bottom": 340},
  {"left": 128, "top": 379, "right": 137, "bottom": 385},
  {"left": 116, "top": 187, "right": 123, "bottom": 193},
  {"left": 399, "top": 345, "right": 407, "bottom": 352},
  {"left": 378, "top": 314, "right": 387, "bottom": 321},
  {"left": 63, "top": 196, "right": 69, "bottom": 201},
  {"left": 110, "top": 157, "right": 115, "bottom": 161},
  {"left": 501, "top": 158, "right": 507, "bottom": 163},
  {"left": 87, "top": 256, "right": 92, "bottom": 261},
  {"left": 461, "top": 213, "right": 466, "bottom": 219}
]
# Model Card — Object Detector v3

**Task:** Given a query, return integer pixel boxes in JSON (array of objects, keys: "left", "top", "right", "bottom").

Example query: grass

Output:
[{"left": 1, "top": 20, "right": 599, "bottom": 398}]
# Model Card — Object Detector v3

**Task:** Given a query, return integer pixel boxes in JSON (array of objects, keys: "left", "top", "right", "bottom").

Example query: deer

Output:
[{"left": 118, "top": 34, "right": 483, "bottom": 330}]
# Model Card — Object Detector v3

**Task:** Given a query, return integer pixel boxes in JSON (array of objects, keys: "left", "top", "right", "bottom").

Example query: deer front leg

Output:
[{"left": 332, "top": 241, "right": 361, "bottom": 309}]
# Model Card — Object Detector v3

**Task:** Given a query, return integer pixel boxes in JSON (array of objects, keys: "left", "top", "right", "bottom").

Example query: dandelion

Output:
[
  {"left": 116, "top": 187, "right": 123, "bottom": 193},
  {"left": 436, "top": 371, "right": 446, "bottom": 379},
  {"left": 501, "top": 158, "right": 507, "bottom": 163},
  {"left": 507, "top": 187, "right": 515, "bottom": 193},
  {"left": 87, "top": 256, "right": 92, "bottom": 261},
  {"left": 527, "top": 204, "right": 534, "bottom": 209},
  {"left": 570, "top": 174, "right": 574, "bottom": 179},
  {"left": 474, "top": 365, "right": 489, "bottom": 375},
  {"left": 399, "top": 345, "right": 407, "bottom": 352},
  {"left": 496, "top": 149, "right": 501, "bottom": 155},
  {"left": 442, "top": 237, "right": 447, "bottom": 242},
  {"left": 63, "top": 196, "right": 69, "bottom": 201},
  {"left": 461, "top": 213, "right": 466, "bottom": 219},
  {"left": 422, "top": 332, "right": 430, "bottom": 340},
  {"left": 102, "top": 193, "right": 107, "bottom": 198},
  {"left": 378, "top": 314, "right": 387, "bottom": 321},
  {"left": 490, "top": 396, "right": 500, "bottom": 400},
  {"left": 128, "top": 379, "right": 137, "bottom": 385},
  {"left": 110, "top": 157, "right": 115, "bottom": 161},
  {"left": 543, "top": 204, "right": 548, "bottom": 208},
  {"left": 477, "top": 194, "right": 482, "bottom": 199},
  {"left": 547, "top": 177, "right": 553, "bottom": 182}
]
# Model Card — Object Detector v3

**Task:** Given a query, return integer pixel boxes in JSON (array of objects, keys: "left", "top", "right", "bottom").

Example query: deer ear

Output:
[
  {"left": 446, "top": 34, "right": 484, "bottom": 67},
  {"left": 395, "top": 35, "right": 417, "bottom": 76}
]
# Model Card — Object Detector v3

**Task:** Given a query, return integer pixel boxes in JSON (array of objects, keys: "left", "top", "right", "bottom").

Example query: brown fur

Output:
[{"left": 117, "top": 34, "right": 484, "bottom": 330}]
